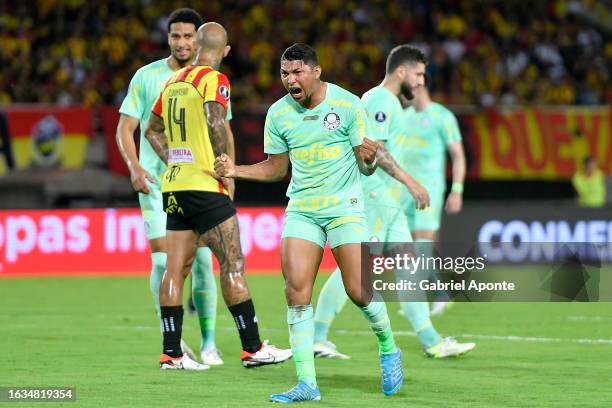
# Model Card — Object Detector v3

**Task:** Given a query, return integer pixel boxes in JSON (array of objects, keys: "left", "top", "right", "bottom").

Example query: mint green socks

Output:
[
  {"left": 288, "top": 305, "right": 317, "bottom": 388},
  {"left": 403, "top": 239, "right": 443, "bottom": 348},
  {"left": 313, "top": 268, "right": 348, "bottom": 343},
  {"left": 191, "top": 247, "right": 217, "bottom": 350},
  {"left": 360, "top": 300, "right": 397, "bottom": 354},
  {"left": 400, "top": 302, "right": 442, "bottom": 348},
  {"left": 149, "top": 252, "right": 167, "bottom": 317}
]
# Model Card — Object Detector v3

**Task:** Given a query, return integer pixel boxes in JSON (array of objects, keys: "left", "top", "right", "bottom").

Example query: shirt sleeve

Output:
[
  {"left": 151, "top": 91, "right": 163, "bottom": 117},
  {"left": 226, "top": 100, "right": 233, "bottom": 121},
  {"left": 441, "top": 108, "right": 462, "bottom": 146},
  {"left": 204, "top": 72, "right": 231, "bottom": 111},
  {"left": 347, "top": 97, "right": 369, "bottom": 147},
  {"left": 364, "top": 95, "right": 392, "bottom": 143},
  {"left": 263, "top": 109, "right": 288, "bottom": 154},
  {"left": 119, "top": 69, "right": 144, "bottom": 119}
]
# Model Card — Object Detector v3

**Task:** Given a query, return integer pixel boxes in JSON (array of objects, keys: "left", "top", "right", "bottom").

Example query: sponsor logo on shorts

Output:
[{"left": 165, "top": 193, "right": 184, "bottom": 215}]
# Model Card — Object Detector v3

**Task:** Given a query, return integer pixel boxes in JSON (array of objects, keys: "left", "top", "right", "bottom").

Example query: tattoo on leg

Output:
[{"left": 199, "top": 216, "right": 251, "bottom": 305}]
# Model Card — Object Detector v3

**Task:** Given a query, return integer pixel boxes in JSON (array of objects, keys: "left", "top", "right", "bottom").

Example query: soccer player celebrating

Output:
[
  {"left": 313, "top": 45, "right": 475, "bottom": 359},
  {"left": 402, "top": 86, "right": 468, "bottom": 318},
  {"left": 214, "top": 43, "right": 403, "bottom": 402},
  {"left": 144, "top": 22, "right": 292, "bottom": 370},
  {"left": 116, "top": 9, "right": 224, "bottom": 365}
]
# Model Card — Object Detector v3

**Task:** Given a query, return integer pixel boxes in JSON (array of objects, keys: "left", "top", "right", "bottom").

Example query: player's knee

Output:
[
  {"left": 284, "top": 281, "right": 311, "bottom": 304},
  {"left": 219, "top": 268, "right": 248, "bottom": 294},
  {"left": 344, "top": 281, "right": 370, "bottom": 308}
]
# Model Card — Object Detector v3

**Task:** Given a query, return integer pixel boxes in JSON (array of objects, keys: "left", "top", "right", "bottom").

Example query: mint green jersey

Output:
[
  {"left": 360, "top": 85, "right": 405, "bottom": 208},
  {"left": 264, "top": 83, "right": 368, "bottom": 217},
  {"left": 119, "top": 59, "right": 174, "bottom": 178},
  {"left": 400, "top": 102, "right": 461, "bottom": 193},
  {"left": 119, "top": 58, "right": 232, "bottom": 179}
]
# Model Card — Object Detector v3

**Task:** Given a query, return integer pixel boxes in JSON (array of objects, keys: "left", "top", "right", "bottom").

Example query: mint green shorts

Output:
[
  {"left": 365, "top": 204, "right": 412, "bottom": 243},
  {"left": 139, "top": 180, "right": 167, "bottom": 240},
  {"left": 282, "top": 212, "right": 369, "bottom": 249},
  {"left": 406, "top": 190, "right": 444, "bottom": 232}
]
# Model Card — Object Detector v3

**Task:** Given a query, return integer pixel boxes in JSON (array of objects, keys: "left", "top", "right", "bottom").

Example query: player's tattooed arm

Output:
[
  {"left": 205, "top": 101, "right": 229, "bottom": 157},
  {"left": 375, "top": 141, "right": 431, "bottom": 209},
  {"left": 205, "top": 102, "right": 237, "bottom": 195},
  {"left": 144, "top": 113, "right": 168, "bottom": 164},
  {"left": 374, "top": 142, "right": 400, "bottom": 177}
]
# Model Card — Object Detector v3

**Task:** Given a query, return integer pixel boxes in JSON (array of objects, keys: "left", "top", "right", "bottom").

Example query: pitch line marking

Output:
[{"left": 112, "top": 325, "right": 612, "bottom": 345}]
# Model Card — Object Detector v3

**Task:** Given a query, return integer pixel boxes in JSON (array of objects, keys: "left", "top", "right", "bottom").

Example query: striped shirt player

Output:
[{"left": 151, "top": 64, "right": 235, "bottom": 230}]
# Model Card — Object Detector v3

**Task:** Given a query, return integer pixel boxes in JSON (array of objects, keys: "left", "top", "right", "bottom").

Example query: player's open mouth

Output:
[{"left": 289, "top": 87, "right": 303, "bottom": 98}]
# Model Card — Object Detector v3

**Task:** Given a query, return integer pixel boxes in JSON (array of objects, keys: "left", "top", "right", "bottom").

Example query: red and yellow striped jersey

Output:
[{"left": 152, "top": 65, "right": 231, "bottom": 194}]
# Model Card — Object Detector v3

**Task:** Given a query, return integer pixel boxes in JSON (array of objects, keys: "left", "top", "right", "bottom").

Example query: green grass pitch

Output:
[{"left": 3, "top": 274, "right": 612, "bottom": 407}]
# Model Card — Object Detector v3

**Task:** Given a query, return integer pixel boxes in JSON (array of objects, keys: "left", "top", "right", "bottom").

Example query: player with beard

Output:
[
  {"left": 145, "top": 22, "right": 292, "bottom": 370},
  {"left": 117, "top": 9, "right": 227, "bottom": 366},
  {"left": 312, "top": 45, "right": 475, "bottom": 360}
]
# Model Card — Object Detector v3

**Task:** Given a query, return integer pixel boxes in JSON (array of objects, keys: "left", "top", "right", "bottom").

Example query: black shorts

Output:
[{"left": 162, "top": 191, "right": 236, "bottom": 234}]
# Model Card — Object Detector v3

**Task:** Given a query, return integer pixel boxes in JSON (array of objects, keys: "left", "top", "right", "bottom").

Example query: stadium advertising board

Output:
[
  {"left": 441, "top": 202, "right": 612, "bottom": 263},
  {"left": 0, "top": 207, "right": 336, "bottom": 276},
  {"left": 0, "top": 107, "right": 92, "bottom": 175},
  {"left": 464, "top": 107, "right": 611, "bottom": 180},
  {"left": 360, "top": 202, "right": 612, "bottom": 302}
]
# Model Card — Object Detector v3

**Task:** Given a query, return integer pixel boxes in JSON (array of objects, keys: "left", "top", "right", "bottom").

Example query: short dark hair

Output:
[
  {"left": 167, "top": 8, "right": 204, "bottom": 32},
  {"left": 281, "top": 43, "right": 319, "bottom": 67},
  {"left": 386, "top": 45, "right": 427, "bottom": 74}
]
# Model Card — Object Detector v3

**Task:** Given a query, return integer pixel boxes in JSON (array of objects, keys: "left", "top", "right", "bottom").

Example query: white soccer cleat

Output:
[
  {"left": 431, "top": 301, "right": 453, "bottom": 316},
  {"left": 241, "top": 340, "right": 292, "bottom": 368},
  {"left": 425, "top": 337, "right": 475, "bottom": 358},
  {"left": 201, "top": 347, "right": 224, "bottom": 366},
  {"left": 180, "top": 339, "right": 198, "bottom": 362},
  {"left": 160, "top": 353, "right": 210, "bottom": 370},
  {"left": 314, "top": 340, "right": 351, "bottom": 359}
]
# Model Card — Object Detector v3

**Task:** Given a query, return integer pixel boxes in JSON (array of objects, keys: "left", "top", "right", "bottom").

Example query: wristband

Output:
[
  {"left": 451, "top": 182, "right": 464, "bottom": 193},
  {"left": 366, "top": 157, "right": 377, "bottom": 170}
]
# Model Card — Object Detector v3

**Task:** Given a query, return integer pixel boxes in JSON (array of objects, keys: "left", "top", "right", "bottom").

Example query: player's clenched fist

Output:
[
  {"left": 359, "top": 137, "right": 379, "bottom": 165},
  {"left": 214, "top": 153, "right": 236, "bottom": 178}
]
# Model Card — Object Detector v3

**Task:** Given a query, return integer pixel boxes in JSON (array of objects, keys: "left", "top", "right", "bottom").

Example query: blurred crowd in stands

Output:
[{"left": 1, "top": 0, "right": 610, "bottom": 109}]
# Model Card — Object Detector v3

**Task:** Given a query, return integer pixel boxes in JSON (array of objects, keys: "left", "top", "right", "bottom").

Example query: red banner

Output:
[
  {"left": 0, "top": 106, "right": 92, "bottom": 175},
  {"left": 0, "top": 207, "right": 336, "bottom": 277},
  {"left": 464, "top": 107, "right": 612, "bottom": 179}
]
